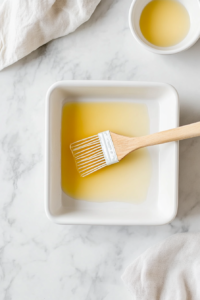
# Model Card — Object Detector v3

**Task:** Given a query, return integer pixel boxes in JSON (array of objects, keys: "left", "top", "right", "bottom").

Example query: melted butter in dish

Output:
[{"left": 61, "top": 102, "right": 151, "bottom": 203}]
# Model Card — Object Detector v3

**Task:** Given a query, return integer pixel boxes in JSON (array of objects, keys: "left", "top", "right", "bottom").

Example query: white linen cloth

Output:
[
  {"left": 0, "top": 0, "right": 100, "bottom": 71},
  {"left": 122, "top": 233, "right": 200, "bottom": 300}
]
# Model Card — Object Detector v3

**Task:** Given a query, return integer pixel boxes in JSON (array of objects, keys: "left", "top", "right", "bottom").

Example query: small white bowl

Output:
[
  {"left": 129, "top": 0, "right": 200, "bottom": 54},
  {"left": 45, "top": 81, "right": 179, "bottom": 225}
]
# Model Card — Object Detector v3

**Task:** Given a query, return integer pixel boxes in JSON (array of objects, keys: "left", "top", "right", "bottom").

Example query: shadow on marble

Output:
[
  {"left": 80, "top": 0, "right": 117, "bottom": 27},
  {"left": 158, "top": 37, "right": 200, "bottom": 72},
  {"left": 177, "top": 107, "right": 200, "bottom": 220}
]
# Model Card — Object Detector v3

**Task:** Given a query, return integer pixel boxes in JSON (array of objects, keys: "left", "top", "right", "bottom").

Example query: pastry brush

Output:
[{"left": 70, "top": 122, "right": 200, "bottom": 177}]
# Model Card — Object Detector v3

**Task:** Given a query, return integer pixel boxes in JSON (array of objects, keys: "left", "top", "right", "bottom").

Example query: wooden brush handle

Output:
[
  {"left": 111, "top": 122, "right": 200, "bottom": 160},
  {"left": 137, "top": 122, "right": 200, "bottom": 148}
]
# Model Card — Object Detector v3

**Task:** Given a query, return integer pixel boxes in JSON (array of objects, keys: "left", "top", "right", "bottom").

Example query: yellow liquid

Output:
[
  {"left": 140, "top": 0, "right": 190, "bottom": 47},
  {"left": 61, "top": 102, "right": 151, "bottom": 203}
]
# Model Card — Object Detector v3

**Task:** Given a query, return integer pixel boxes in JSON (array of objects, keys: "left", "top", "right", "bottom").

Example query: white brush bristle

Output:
[{"left": 70, "top": 135, "right": 107, "bottom": 177}]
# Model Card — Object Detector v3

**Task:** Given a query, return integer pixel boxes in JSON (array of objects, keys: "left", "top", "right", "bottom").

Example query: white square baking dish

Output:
[{"left": 45, "top": 81, "right": 179, "bottom": 225}]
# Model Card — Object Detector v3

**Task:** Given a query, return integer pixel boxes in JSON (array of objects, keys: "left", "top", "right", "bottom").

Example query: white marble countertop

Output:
[{"left": 0, "top": 0, "right": 200, "bottom": 299}]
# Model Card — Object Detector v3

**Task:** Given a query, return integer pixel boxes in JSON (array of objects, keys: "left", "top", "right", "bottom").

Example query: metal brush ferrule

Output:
[{"left": 98, "top": 131, "right": 119, "bottom": 166}]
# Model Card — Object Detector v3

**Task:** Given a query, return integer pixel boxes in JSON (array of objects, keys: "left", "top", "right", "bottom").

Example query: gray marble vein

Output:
[{"left": 0, "top": 0, "right": 200, "bottom": 299}]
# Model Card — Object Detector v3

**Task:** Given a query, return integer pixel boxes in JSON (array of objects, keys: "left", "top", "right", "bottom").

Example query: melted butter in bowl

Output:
[
  {"left": 61, "top": 102, "right": 152, "bottom": 203},
  {"left": 140, "top": 0, "right": 190, "bottom": 47}
]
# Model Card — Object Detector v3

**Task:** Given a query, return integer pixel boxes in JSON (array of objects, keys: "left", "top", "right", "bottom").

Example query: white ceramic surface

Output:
[
  {"left": 45, "top": 81, "right": 179, "bottom": 225},
  {"left": 129, "top": 0, "right": 200, "bottom": 54},
  {"left": 1, "top": 0, "right": 200, "bottom": 299}
]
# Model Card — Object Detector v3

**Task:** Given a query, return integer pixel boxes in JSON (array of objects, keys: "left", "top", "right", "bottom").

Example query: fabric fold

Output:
[
  {"left": 0, "top": 0, "right": 101, "bottom": 70},
  {"left": 122, "top": 233, "right": 200, "bottom": 300}
]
